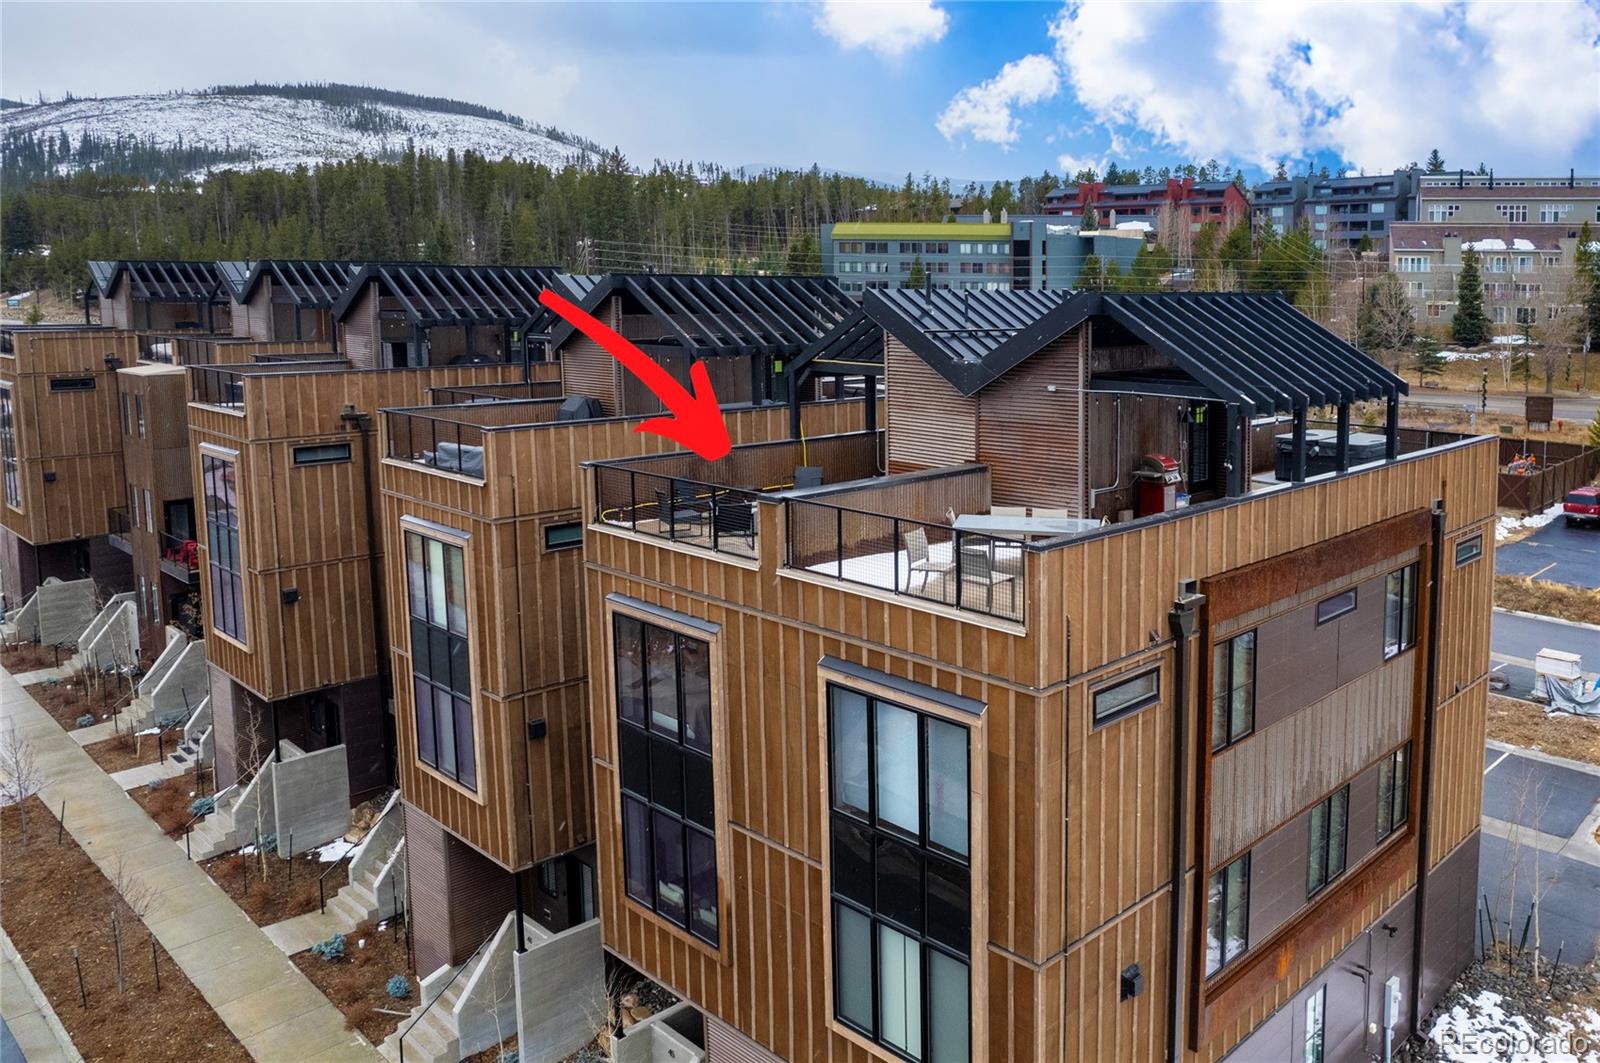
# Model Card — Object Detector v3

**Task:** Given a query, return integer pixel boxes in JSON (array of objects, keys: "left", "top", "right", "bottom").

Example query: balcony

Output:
[
  {"left": 159, "top": 530, "right": 199, "bottom": 583},
  {"left": 189, "top": 360, "right": 348, "bottom": 407},
  {"left": 107, "top": 507, "right": 132, "bottom": 554},
  {"left": 593, "top": 466, "right": 764, "bottom": 560},
  {"left": 429, "top": 380, "right": 562, "bottom": 405},
  {"left": 384, "top": 400, "right": 567, "bottom": 481}
]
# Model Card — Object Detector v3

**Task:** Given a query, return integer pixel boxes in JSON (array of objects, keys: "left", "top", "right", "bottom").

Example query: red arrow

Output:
[{"left": 538, "top": 288, "right": 732, "bottom": 462}]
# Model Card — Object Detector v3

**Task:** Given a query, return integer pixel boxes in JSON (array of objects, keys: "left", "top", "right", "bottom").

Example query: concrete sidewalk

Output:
[
  {"left": 2, "top": 927, "right": 82, "bottom": 1062},
  {"left": 0, "top": 665, "right": 377, "bottom": 1062}
]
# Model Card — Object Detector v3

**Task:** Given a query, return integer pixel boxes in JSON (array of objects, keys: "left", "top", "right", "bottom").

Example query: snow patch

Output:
[
  {"left": 311, "top": 838, "right": 356, "bottom": 863},
  {"left": 1497, "top": 501, "right": 1565, "bottom": 541},
  {"left": 1428, "top": 988, "right": 1600, "bottom": 1061}
]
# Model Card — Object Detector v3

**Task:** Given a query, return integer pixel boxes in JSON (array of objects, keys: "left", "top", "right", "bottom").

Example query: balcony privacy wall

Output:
[{"left": 579, "top": 434, "right": 1496, "bottom": 1063}]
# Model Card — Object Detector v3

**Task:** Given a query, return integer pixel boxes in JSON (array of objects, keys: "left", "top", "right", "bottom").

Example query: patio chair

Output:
[
  {"left": 654, "top": 486, "right": 704, "bottom": 537},
  {"left": 991, "top": 505, "right": 1028, "bottom": 517},
  {"left": 711, "top": 495, "right": 757, "bottom": 551},
  {"left": 1031, "top": 507, "right": 1075, "bottom": 518},
  {"left": 905, "top": 527, "right": 953, "bottom": 594},
  {"left": 958, "top": 539, "right": 1018, "bottom": 614}
]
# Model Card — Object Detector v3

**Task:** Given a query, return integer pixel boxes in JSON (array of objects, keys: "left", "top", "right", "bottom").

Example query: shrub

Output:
[
  {"left": 147, "top": 777, "right": 165, "bottom": 791},
  {"left": 188, "top": 795, "right": 215, "bottom": 817},
  {"left": 74, "top": 713, "right": 94, "bottom": 728},
  {"left": 386, "top": 974, "right": 410, "bottom": 999},
  {"left": 311, "top": 933, "right": 346, "bottom": 962}
]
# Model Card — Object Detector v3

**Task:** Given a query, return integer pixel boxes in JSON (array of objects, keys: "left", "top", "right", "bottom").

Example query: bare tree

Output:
[
  {"left": 108, "top": 855, "right": 157, "bottom": 993},
  {"left": 0, "top": 724, "right": 45, "bottom": 844}
]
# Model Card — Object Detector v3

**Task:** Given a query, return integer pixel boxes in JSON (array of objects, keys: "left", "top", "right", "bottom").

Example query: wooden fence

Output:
[{"left": 1498, "top": 438, "right": 1600, "bottom": 515}]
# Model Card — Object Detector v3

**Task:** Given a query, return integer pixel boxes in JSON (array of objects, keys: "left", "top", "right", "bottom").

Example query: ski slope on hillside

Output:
[{"left": 2, "top": 92, "right": 596, "bottom": 175}]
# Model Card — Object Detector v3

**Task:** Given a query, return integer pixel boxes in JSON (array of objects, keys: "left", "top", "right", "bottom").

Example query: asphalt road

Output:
[
  {"left": 1418, "top": 389, "right": 1599, "bottom": 422},
  {"left": 1497, "top": 516, "right": 1600, "bottom": 590}
]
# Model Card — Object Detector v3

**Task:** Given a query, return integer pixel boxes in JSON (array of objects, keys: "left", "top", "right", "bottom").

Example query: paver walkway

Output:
[
  {"left": 1, "top": 927, "right": 82, "bottom": 1062},
  {"left": 0, "top": 665, "right": 377, "bottom": 1062}
]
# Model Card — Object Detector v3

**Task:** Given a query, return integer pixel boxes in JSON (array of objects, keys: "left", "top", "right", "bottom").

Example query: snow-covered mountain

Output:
[{"left": 1, "top": 88, "right": 602, "bottom": 178}]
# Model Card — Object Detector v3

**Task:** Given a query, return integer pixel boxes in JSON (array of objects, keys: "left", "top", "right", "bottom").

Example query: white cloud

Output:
[
  {"left": 936, "top": 54, "right": 1060, "bottom": 147},
  {"left": 1045, "top": 0, "right": 1600, "bottom": 171},
  {"left": 1056, "top": 151, "right": 1108, "bottom": 177},
  {"left": 813, "top": 0, "right": 948, "bottom": 59}
]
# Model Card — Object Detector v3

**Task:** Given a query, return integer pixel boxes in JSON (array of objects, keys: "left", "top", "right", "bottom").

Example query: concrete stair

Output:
[
  {"left": 327, "top": 860, "right": 387, "bottom": 929},
  {"left": 162, "top": 726, "right": 210, "bottom": 774},
  {"left": 378, "top": 976, "right": 466, "bottom": 1063}
]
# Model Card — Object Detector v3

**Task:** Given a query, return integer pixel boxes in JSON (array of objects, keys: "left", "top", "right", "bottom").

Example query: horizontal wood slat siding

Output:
[
  {"left": 886, "top": 336, "right": 975, "bottom": 473},
  {"left": 559, "top": 296, "right": 620, "bottom": 414},
  {"left": 976, "top": 329, "right": 1085, "bottom": 514}
]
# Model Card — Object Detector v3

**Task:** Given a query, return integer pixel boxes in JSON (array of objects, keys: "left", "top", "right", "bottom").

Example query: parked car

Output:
[{"left": 1563, "top": 485, "right": 1600, "bottom": 527}]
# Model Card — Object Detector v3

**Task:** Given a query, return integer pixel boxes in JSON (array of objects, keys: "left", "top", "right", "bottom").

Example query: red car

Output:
[{"left": 1565, "top": 485, "right": 1600, "bottom": 527}]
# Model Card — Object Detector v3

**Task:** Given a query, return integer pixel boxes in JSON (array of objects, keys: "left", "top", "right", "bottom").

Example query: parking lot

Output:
[{"left": 1497, "top": 514, "right": 1600, "bottom": 590}]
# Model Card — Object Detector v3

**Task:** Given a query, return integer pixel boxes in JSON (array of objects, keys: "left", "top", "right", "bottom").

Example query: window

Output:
[
  {"left": 1486, "top": 256, "right": 1508, "bottom": 273},
  {"left": 1211, "top": 631, "right": 1256, "bottom": 751},
  {"left": 135, "top": 394, "right": 145, "bottom": 438},
  {"left": 1205, "top": 853, "right": 1249, "bottom": 977},
  {"left": 828, "top": 684, "right": 970, "bottom": 1061},
  {"left": 0, "top": 385, "right": 17, "bottom": 509},
  {"left": 544, "top": 521, "right": 582, "bottom": 550},
  {"left": 48, "top": 376, "right": 95, "bottom": 392},
  {"left": 1314, "top": 204, "right": 1328, "bottom": 215},
  {"left": 1493, "top": 306, "right": 1508, "bottom": 324},
  {"left": 1539, "top": 203, "right": 1571, "bottom": 223},
  {"left": 1315, "top": 589, "right": 1357, "bottom": 625},
  {"left": 1427, "top": 304, "right": 1445, "bottom": 318},
  {"left": 1307, "top": 786, "right": 1350, "bottom": 897},
  {"left": 1093, "top": 669, "right": 1159, "bottom": 725},
  {"left": 1406, "top": 281, "right": 1425, "bottom": 297},
  {"left": 1454, "top": 534, "right": 1483, "bottom": 566},
  {"left": 1377, "top": 744, "right": 1410, "bottom": 842},
  {"left": 143, "top": 488, "right": 153, "bottom": 533},
  {"left": 406, "top": 531, "right": 475, "bottom": 789},
  {"left": 1544, "top": 254, "right": 1563, "bottom": 268},
  {"left": 614, "top": 614, "right": 718, "bottom": 945},
  {"left": 1304, "top": 985, "right": 1326, "bottom": 1063},
  {"left": 1427, "top": 203, "right": 1460, "bottom": 222},
  {"left": 1384, "top": 563, "right": 1418, "bottom": 659},
  {"left": 201, "top": 453, "right": 245, "bottom": 642},
  {"left": 1495, "top": 204, "right": 1529, "bottom": 223},
  {"left": 128, "top": 483, "right": 139, "bottom": 529},
  {"left": 1516, "top": 306, "right": 1536, "bottom": 325},
  {"left": 1395, "top": 256, "right": 1430, "bottom": 273},
  {"left": 292, "top": 442, "right": 351, "bottom": 466}
]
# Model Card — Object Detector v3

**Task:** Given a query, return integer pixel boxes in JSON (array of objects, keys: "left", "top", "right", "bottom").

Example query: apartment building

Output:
[
  {"left": 219, "top": 259, "right": 363, "bottom": 347},
  {"left": 579, "top": 288, "right": 1493, "bottom": 1062},
  {"left": 821, "top": 218, "right": 1142, "bottom": 295},
  {"left": 1389, "top": 172, "right": 1597, "bottom": 334},
  {"left": 1251, "top": 169, "right": 1418, "bottom": 252},
  {"left": 1043, "top": 177, "right": 1250, "bottom": 232}
]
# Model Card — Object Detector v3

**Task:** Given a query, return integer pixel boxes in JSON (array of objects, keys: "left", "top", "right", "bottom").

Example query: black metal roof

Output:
[
  {"left": 331, "top": 263, "right": 596, "bottom": 330},
  {"left": 865, "top": 288, "right": 1405, "bottom": 414},
  {"left": 229, "top": 260, "right": 364, "bottom": 307},
  {"left": 554, "top": 273, "right": 859, "bottom": 357},
  {"left": 89, "top": 260, "right": 232, "bottom": 303},
  {"left": 785, "top": 309, "right": 884, "bottom": 380}
]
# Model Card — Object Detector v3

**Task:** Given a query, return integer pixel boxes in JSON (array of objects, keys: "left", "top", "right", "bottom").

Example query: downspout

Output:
[
  {"left": 1409, "top": 500, "right": 1446, "bottom": 1034},
  {"left": 1087, "top": 396, "right": 1124, "bottom": 512},
  {"left": 1167, "top": 586, "right": 1206, "bottom": 1063},
  {"left": 341, "top": 407, "right": 393, "bottom": 783}
]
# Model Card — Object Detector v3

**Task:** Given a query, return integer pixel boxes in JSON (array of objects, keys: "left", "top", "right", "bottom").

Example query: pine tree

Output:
[
  {"left": 1077, "top": 253, "right": 1106, "bottom": 290},
  {"left": 1218, "top": 219, "right": 1253, "bottom": 280},
  {"left": 1574, "top": 221, "right": 1600, "bottom": 354},
  {"left": 1272, "top": 160, "right": 1289, "bottom": 181},
  {"left": 1412, "top": 338, "right": 1445, "bottom": 384},
  {"left": 904, "top": 256, "right": 926, "bottom": 289},
  {"left": 1425, "top": 149, "right": 1446, "bottom": 174},
  {"left": 1452, "top": 249, "right": 1490, "bottom": 347},
  {"left": 1082, "top": 205, "right": 1099, "bottom": 231},
  {"left": 1587, "top": 406, "right": 1600, "bottom": 449},
  {"left": 784, "top": 232, "right": 821, "bottom": 275}
]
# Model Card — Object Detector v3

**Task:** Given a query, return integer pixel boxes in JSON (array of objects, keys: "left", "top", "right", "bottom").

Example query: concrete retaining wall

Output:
[
  {"left": 271, "top": 743, "right": 351, "bottom": 857},
  {"left": 514, "top": 918, "right": 607, "bottom": 1063},
  {"left": 35, "top": 579, "right": 96, "bottom": 646},
  {"left": 78, "top": 594, "right": 137, "bottom": 671},
  {"left": 456, "top": 911, "right": 530, "bottom": 1058},
  {"left": 613, "top": 1001, "right": 706, "bottom": 1063},
  {"left": 138, "top": 629, "right": 186, "bottom": 698},
  {"left": 147, "top": 639, "right": 207, "bottom": 725}
]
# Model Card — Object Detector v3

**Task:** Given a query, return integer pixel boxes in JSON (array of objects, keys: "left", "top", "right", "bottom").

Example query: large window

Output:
[
  {"left": 1384, "top": 563, "right": 1419, "bottom": 659},
  {"left": 828, "top": 685, "right": 970, "bottom": 1062},
  {"left": 201, "top": 453, "right": 245, "bottom": 642},
  {"left": 1211, "top": 631, "right": 1256, "bottom": 751},
  {"left": 614, "top": 614, "right": 718, "bottom": 946},
  {"left": 406, "top": 531, "right": 475, "bottom": 790},
  {"left": 1205, "top": 853, "right": 1250, "bottom": 977},
  {"left": 0, "top": 385, "right": 18, "bottom": 509},
  {"left": 1307, "top": 786, "right": 1349, "bottom": 897},
  {"left": 1377, "top": 744, "right": 1410, "bottom": 842}
]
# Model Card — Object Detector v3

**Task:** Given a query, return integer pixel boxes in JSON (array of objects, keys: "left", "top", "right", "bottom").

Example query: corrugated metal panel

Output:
[
  {"left": 342, "top": 284, "right": 377, "bottom": 369},
  {"left": 706, "top": 1015, "right": 783, "bottom": 1063},
  {"left": 885, "top": 336, "right": 974, "bottom": 472},
  {"left": 404, "top": 801, "right": 454, "bottom": 975},
  {"left": 977, "top": 328, "right": 1084, "bottom": 512}
]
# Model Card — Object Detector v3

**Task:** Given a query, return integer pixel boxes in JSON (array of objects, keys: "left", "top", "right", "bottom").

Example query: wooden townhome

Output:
[
  {"left": 372, "top": 273, "right": 876, "bottom": 1061},
  {"left": 218, "top": 259, "right": 364, "bottom": 348},
  {"left": 577, "top": 288, "right": 1495, "bottom": 1063},
  {"left": 87, "top": 259, "right": 235, "bottom": 333}
]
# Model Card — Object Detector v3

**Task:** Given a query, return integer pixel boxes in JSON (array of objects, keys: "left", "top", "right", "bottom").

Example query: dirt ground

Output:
[
  {"left": 1488, "top": 693, "right": 1600, "bottom": 766},
  {"left": 0, "top": 798, "right": 251, "bottom": 1062},
  {"left": 292, "top": 918, "right": 414, "bottom": 1046},
  {"left": 25, "top": 672, "right": 135, "bottom": 731},
  {"left": 201, "top": 846, "right": 350, "bottom": 927},
  {"left": 84, "top": 727, "right": 170, "bottom": 774},
  {"left": 1399, "top": 403, "right": 1596, "bottom": 446},
  {"left": 129, "top": 766, "right": 211, "bottom": 838},
  {"left": 1494, "top": 575, "right": 1600, "bottom": 626},
  {"left": 0, "top": 640, "right": 67, "bottom": 673}
]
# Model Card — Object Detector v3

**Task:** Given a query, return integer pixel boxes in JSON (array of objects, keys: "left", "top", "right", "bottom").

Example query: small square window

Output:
[
  {"left": 1315, "top": 589, "right": 1357, "bottom": 625},
  {"left": 1454, "top": 535, "right": 1483, "bottom": 566},
  {"left": 544, "top": 521, "right": 583, "bottom": 550}
]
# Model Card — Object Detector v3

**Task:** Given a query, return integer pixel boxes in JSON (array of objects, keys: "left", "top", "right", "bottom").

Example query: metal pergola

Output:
[{"left": 87, "top": 260, "right": 232, "bottom": 330}]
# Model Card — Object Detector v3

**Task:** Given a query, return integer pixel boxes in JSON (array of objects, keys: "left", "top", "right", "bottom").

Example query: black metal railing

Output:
[
  {"left": 190, "top": 366, "right": 248, "bottom": 406},
  {"left": 159, "top": 530, "right": 199, "bottom": 581},
  {"left": 385, "top": 411, "right": 488, "bottom": 479},
  {"left": 429, "top": 380, "right": 562, "bottom": 404},
  {"left": 593, "top": 466, "right": 762, "bottom": 559},
  {"left": 398, "top": 927, "right": 495, "bottom": 1063},
  {"left": 107, "top": 507, "right": 132, "bottom": 552},
  {"left": 785, "top": 498, "right": 1026, "bottom": 623}
]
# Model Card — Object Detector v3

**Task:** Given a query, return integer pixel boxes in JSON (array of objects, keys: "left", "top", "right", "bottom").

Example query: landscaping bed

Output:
[
  {"left": 1408, "top": 944, "right": 1600, "bottom": 1060},
  {"left": 129, "top": 766, "right": 211, "bottom": 837},
  {"left": 25, "top": 671, "right": 135, "bottom": 731},
  {"left": 201, "top": 841, "right": 353, "bottom": 927},
  {"left": 292, "top": 918, "right": 414, "bottom": 1046},
  {"left": 1494, "top": 574, "right": 1600, "bottom": 627},
  {"left": 0, "top": 797, "right": 251, "bottom": 1062},
  {"left": 85, "top": 726, "right": 174, "bottom": 775},
  {"left": 0, "top": 639, "right": 66, "bottom": 673},
  {"left": 1488, "top": 693, "right": 1600, "bottom": 766}
]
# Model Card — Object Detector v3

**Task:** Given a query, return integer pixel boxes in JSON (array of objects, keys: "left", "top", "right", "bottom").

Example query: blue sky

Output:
[{"left": 3, "top": 1, "right": 1598, "bottom": 185}]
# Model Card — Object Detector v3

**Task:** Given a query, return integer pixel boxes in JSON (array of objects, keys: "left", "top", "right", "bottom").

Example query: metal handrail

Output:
[
  {"left": 317, "top": 842, "right": 356, "bottom": 914},
  {"left": 398, "top": 926, "right": 496, "bottom": 1063},
  {"left": 182, "top": 783, "right": 236, "bottom": 860}
]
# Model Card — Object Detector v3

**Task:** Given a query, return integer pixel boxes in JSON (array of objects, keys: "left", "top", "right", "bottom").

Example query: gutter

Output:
[
  {"left": 1409, "top": 500, "right": 1446, "bottom": 1033},
  {"left": 1167, "top": 585, "right": 1206, "bottom": 1062}
]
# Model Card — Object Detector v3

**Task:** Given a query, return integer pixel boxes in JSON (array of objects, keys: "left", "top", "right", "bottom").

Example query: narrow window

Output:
[
  {"left": 1315, "top": 589, "right": 1357, "bottom": 625},
  {"left": 0, "top": 384, "right": 19, "bottom": 509},
  {"left": 613, "top": 614, "right": 718, "bottom": 945},
  {"left": 292, "top": 442, "right": 352, "bottom": 466},
  {"left": 543, "top": 521, "right": 582, "bottom": 551},
  {"left": 1454, "top": 535, "right": 1483, "bottom": 566},
  {"left": 1093, "top": 668, "right": 1160, "bottom": 725},
  {"left": 135, "top": 393, "right": 145, "bottom": 438},
  {"left": 1377, "top": 744, "right": 1410, "bottom": 842},
  {"left": 48, "top": 376, "right": 95, "bottom": 392},
  {"left": 828, "top": 683, "right": 971, "bottom": 1060},
  {"left": 201, "top": 453, "right": 245, "bottom": 642},
  {"left": 1307, "top": 786, "right": 1350, "bottom": 897},
  {"left": 1304, "top": 985, "right": 1326, "bottom": 1063},
  {"left": 1210, "top": 630, "right": 1256, "bottom": 751},
  {"left": 1205, "top": 853, "right": 1250, "bottom": 976},
  {"left": 1384, "top": 563, "right": 1419, "bottom": 659},
  {"left": 405, "top": 531, "right": 475, "bottom": 789}
]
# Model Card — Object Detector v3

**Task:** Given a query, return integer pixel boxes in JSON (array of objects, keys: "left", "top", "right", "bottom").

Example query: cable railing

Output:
[
  {"left": 785, "top": 498, "right": 1025, "bottom": 623},
  {"left": 593, "top": 465, "right": 762, "bottom": 559}
]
